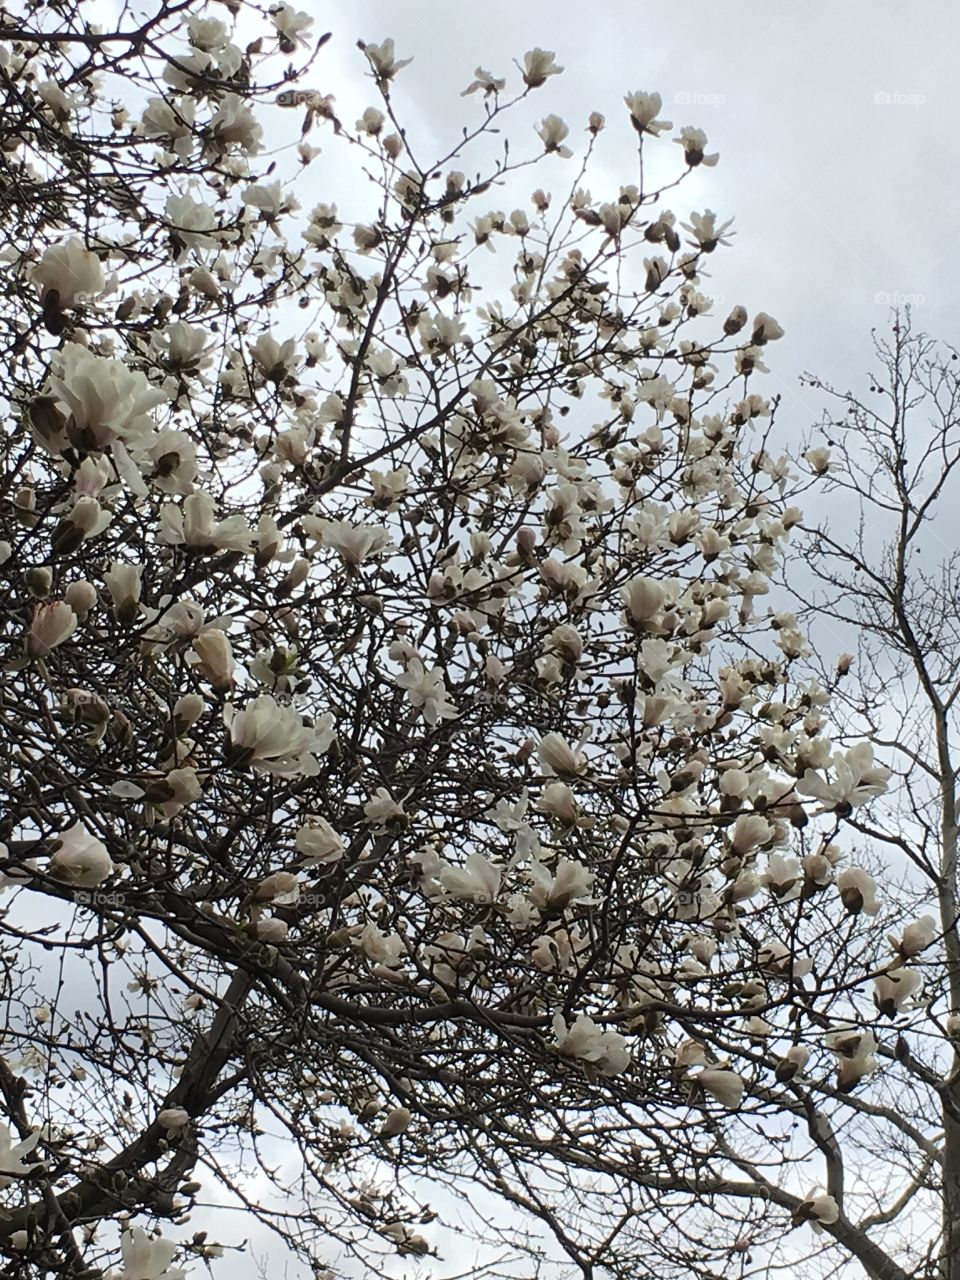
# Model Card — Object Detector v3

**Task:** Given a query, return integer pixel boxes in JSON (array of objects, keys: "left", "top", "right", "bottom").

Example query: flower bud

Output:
[
  {"left": 255, "top": 871, "right": 300, "bottom": 902},
  {"left": 723, "top": 305, "right": 747, "bottom": 336},
  {"left": 103, "top": 562, "right": 143, "bottom": 625},
  {"left": 49, "top": 822, "right": 113, "bottom": 887},
  {"left": 25, "top": 566, "right": 53, "bottom": 597},
  {"left": 64, "top": 580, "right": 97, "bottom": 617},
  {"left": 191, "top": 630, "right": 235, "bottom": 691},
  {"left": 173, "top": 693, "right": 205, "bottom": 731},
  {"left": 28, "top": 600, "right": 77, "bottom": 655},
  {"left": 250, "top": 917, "right": 288, "bottom": 942},
  {"left": 379, "top": 1106, "right": 412, "bottom": 1138},
  {"left": 157, "top": 1108, "right": 190, "bottom": 1131}
]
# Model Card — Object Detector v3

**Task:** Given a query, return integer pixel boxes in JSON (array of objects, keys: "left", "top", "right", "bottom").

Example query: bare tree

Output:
[
  {"left": 781, "top": 313, "right": 960, "bottom": 1280},
  {"left": 0, "top": 3, "right": 940, "bottom": 1279}
]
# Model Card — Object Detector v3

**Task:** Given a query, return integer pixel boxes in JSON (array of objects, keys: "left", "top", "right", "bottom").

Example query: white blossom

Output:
[
  {"left": 552, "top": 1013, "right": 630, "bottom": 1076},
  {"left": 394, "top": 659, "right": 457, "bottom": 725},
  {"left": 295, "top": 817, "right": 345, "bottom": 865},
  {"left": 49, "top": 823, "right": 113, "bottom": 887},
  {"left": 303, "top": 517, "right": 394, "bottom": 565},
  {"left": 34, "top": 238, "right": 104, "bottom": 309},
  {"left": 28, "top": 601, "right": 77, "bottom": 656},
  {"left": 226, "top": 696, "right": 332, "bottom": 776},
  {"left": 624, "top": 91, "right": 672, "bottom": 135},
  {"left": 439, "top": 853, "right": 501, "bottom": 904},
  {"left": 0, "top": 1125, "right": 44, "bottom": 1188},
  {"left": 522, "top": 49, "right": 563, "bottom": 88},
  {"left": 115, "top": 1227, "right": 185, "bottom": 1280},
  {"left": 695, "top": 1068, "right": 744, "bottom": 1108}
]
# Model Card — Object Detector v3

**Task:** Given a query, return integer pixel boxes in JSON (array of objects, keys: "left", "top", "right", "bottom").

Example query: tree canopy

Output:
[{"left": 0, "top": 4, "right": 954, "bottom": 1280}]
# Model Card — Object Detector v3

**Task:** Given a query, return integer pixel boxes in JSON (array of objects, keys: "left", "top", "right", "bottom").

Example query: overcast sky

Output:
[{"left": 317, "top": 0, "right": 960, "bottom": 453}]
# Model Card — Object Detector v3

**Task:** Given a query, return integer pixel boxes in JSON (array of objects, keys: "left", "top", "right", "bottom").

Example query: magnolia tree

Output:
[{"left": 0, "top": 2, "right": 943, "bottom": 1278}]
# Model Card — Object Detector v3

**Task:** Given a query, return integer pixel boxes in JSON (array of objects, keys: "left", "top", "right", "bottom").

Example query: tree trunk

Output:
[{"left": 940, "top": 1102, "right": 960, "bottom": 1280}]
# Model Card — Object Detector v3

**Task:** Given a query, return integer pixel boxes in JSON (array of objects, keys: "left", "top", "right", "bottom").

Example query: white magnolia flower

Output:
[
  {"left": 64, "top": 580, "right": 97, "bottom": 617},
  {"left": 462, "top": 66, "right": 506, "bottom": 96},
  {"left": 873, "top": 966, "right": 922, "bottom": 1017},
  {"left": 682, "top": 209, "right": 735, "bottom": 252},
  {"left": 552, "top": 1012, "right": 630, "bottom": 1076},
  {"left": 159, "top": 492, "right": 254, "bottom": 552},
  {"left": 302, "top": 517, "right": 393, "bottom": 565},
  {"left": 28, "top": 601, "right": 77, "bottom": 656},
  {"left": 144, "top": 767, "right": 203, "bottom": 819},
  {"left": 138, "top": 96, "right": 196, "bottom": 156},
  {"left": 793, "top": 1191, "right": 840, "bottom": 1232},
  {"left": 34, "top": 238, "right": 104, "bottom": 309},
  {"left": 797, "top": 743, "right": 891, "bottom": 813},
  {"left": 624, "top": 91, "right": 672, "bottom": 135},
  {"left": 251, "top": 916, "right": 288, "bottom": 942},
  {"left": 763, "top": 852, "right": 801, "bottom": 900},
  {"left": 116, "top": 1226, "right": 185, "bottom": 1280},
  {"left": 835, "top": 866, "right": 880, "bottom": 916},
  {"left": 164, "top": 193, "right": 220, "bottom": 253},
  {"left": 295, "top": 816, "right": 345, "bottom": 865},
  {"left": 208, "top": 94, "right": 263, "bottom": 154},
  {"left": 379, "top": 1105, "right": 412, "bottom": 1138},
  {"left": 439, "top": 853, "right": 501, "bottom": 904},
  {"left": 537, "top": 114, "right": 572, "bottom": 157},
  {"left": 52, "top": 495, "right": 112, "bottom": 550},
  {"left": 255, "top": 871, "right": 300, "bottom": 904},
  {"left": 0, "top": 1124, "right": 44, "bottom": 1188},
  {"left": 226, "top": 696, "right": 331, "bottom": 776},
  {"left": 894, "top": 914, "right": 937, "bottom": 959},
  {"left": 357, "top": 922, "right": 404, "bottom": 966},
  {"left": 103, "top": 562, "right": 143, "bottom": 621},
  {"left": 528, "top": 857, "right": 594, "bottom": 911},
  {"left": 46, "top": 344, "right": 167, "bottom": 453},
  {"left": 826, "top": 1026, "right": 878, "bottom": 1091},
  {"left": 730, "top": 813, "right": 774, "bottom": 854},
  {"left": 522, "top": 48, "right": 563, "bottom": 88},
  {"left": 756, "top": 939, "right": 812, "bottom": 978},
  {"left": 271, "top": 2, "right": 313, "bottom": 49},
  {"left": 621, "top": 576, "right": 665, "bottom": 624},
  {"left": 751, "top": 312, "right": 785, "bottom": 344},
  {"left": 674, "top": 126, "right": 719, "bottom": 167},
  {"left": 251, "top": 332, "right": 300, "bottom": 378},
  {"left": 394, "top": 659, "right": 457, "bottom": 725},
  {"left": 157, "top": 1108, "right": 190, "bottom": 1131},
  {"left": 186, "top": 16, "right": 229, "bottom": 50},
  {"left": 49, "top": 822, "right": 113, "bottom": 887},
  {"left": 805, "top": 446, "right": 832, "bottom": 475},
  {"left": 536, "top": 781, "right": 579, "bottom": 824},
  {"left": 537, "top": 732, "right": 585, "bottom": 777},
  {"left": 364, "top": 788, "right": 407, "bottom": 828},
  {"left": 695, "top": 1067, "right": 744, "bottom": 1108},
  {"left": 363, "top": 38, "right": 412, "bottom": 83},
  {"left": 774, "top": 1044, "right": 811, "bottom": 1083},
  {"left": 191, "top": 630, "right": 235, "bottom": 690}
]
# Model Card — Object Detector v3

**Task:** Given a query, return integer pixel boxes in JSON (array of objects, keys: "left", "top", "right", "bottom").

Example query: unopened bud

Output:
[
  {"left": 25, "top": 567, "right": 53, "bottom": 597},
  {"left": 64, "top": 580, "right": 97, "bottom": 616}
]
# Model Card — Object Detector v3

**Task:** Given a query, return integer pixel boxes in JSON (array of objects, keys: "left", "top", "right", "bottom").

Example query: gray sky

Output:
[{"left": 318, "top": 0, "right": 960, "bottom": 451}]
